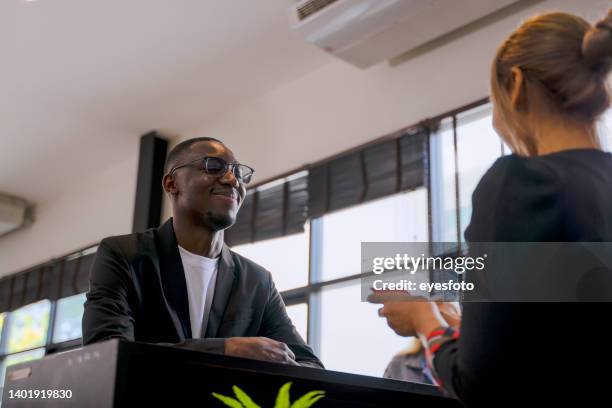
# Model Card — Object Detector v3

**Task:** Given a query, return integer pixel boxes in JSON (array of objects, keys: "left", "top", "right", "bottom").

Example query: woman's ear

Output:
[{"left": 509, "top": 66, "right": 525, "bottom": 111}]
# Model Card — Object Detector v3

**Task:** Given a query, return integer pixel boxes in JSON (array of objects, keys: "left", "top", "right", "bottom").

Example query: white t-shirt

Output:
[{"left": 178, "top": 245, "right": 219, "bottom": 339}]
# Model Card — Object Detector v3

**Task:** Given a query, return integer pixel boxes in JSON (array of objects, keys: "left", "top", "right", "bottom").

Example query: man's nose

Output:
[{"left": 219, "top": 167, "right": 239, "bottom": 188}]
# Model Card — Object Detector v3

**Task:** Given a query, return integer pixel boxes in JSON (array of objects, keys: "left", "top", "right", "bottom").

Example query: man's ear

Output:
[
  {"left": 509, "top": 66, "right": 525, "bottom": 111},
  {"left": 162, "top": 173, "right": 178, "bottom": 196}
]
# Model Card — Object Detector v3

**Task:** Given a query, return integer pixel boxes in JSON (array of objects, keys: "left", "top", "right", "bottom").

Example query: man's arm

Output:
[
  {"left": 82, "top": 238, "right": 135, "bottom": 345},
  {"left": 259, "top": 275, "right": 324, "bottom": 369}
]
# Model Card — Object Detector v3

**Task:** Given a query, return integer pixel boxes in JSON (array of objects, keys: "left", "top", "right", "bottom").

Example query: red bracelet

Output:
[
  {"left": 426, "top": 327, "right": 449, "bottom": 341},
  {"left": 426, "top": 326, "right": 459, "bottom": 354},
  {"left": 424, "top": 326, "right": 459, "bottom": 390},
  {"left": 426, "top": 326, "right": 459, "bottom": 341}
]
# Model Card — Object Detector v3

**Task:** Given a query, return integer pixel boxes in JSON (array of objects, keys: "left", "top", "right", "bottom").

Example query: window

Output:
[
  {"left": 4, "top": 300, "right": 51, "bottom": 354},
  {"left": 0, "top": 313, "right": 5, "bottom": 346},
  {"left": 53, "top": 293, "right": 86, "bottom": 343},
  {"left": 305, "top": 188, "right": 429, "bottom": 377},
  {"left": 318, "top": 189, "right": 429, "bottom": 282},
  {"left": 431, "top": 104, "right": 504, "bottom": 242},
  {"left": 233, "top": 232, "right": 309, "bottom": 292},
  {"left": 456, "top": 105, "right": 504, "bottom": 238},
  {"left": 599, "top": 109, "right": 612, "bottom": 152},
  {"left": 0, "top": 348, "right": 46, "bottom": 391},
  {"left": 286, "top": 303, "right": 308, "bottom": 342},
  {"left": 318, "top": 281, "right": 409, "bottom": 377},
  {"left": 431, "top": 119, "right": 459, "bottom": 242}
]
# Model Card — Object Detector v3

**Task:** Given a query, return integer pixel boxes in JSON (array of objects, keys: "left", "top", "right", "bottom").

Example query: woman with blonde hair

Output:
[{"left": 371, "top": 9, "right": 612, "bottom": 405}]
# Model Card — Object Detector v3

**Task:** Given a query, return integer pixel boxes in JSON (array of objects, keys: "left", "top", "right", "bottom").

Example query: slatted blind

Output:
[
  {"left": 225, "top": 173, "right": 309, "bottom": 246},
  {"left": 307, "top": 127, "right": 428, "bottom": 218},
  {"left": 0, "top": 252, "right": 94, "bottom": 313}
]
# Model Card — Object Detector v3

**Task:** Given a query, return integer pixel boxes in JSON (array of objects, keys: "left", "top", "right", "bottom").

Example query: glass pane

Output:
[
  {"left": 456, "top": 105, "right": 502, "bottom": 240},
  {"left": 319, "top": 280, "right": 411, "bottom": 377},
  {"left": 598, "top": 109, "right": 612, "bottom": 152},
  {"left": 434, "top": 118, "right": 459, "bottom": 242},
  {"left": 286, "top": 303, "right": 308, "bottom": 343},
  {"left": 0, "top": 348, "right": 46, "bottom": 389},
  {"left": 232, "top": 232, "right": 309, "bottom": 292},
  {"left": 502, "top": 141, "right": 512, "bottom": 156},
  {"left": 0, "top": 313, "right": 5, "bottom": 346},
  {"left": 5, "top": 300, "right": 51, "bottom": 354},
  {"left": 53, "top": 293, "right": 86, "bottom": 343},
  {"left": 319, "top": 189, "right": 428, "bottom": 282}
]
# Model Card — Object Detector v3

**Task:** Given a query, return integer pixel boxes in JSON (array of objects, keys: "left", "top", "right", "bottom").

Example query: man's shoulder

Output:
[
  {"left": 98, "top": 228, "right": 158, "bottom": 260},
  {"left": 227, "top": 249, "right": 272, "bottom": 282}
]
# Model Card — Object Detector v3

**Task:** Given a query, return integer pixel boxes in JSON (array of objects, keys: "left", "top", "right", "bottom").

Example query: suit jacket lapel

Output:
[
  {"left": 157, "top": 218, "right": 192, "bottom": 340},
  {"left": 204, "top": 244, "right": 236, "bottom": 338}
]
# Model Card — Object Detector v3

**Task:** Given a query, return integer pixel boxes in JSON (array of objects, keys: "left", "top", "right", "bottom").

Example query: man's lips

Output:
[{"left": 211, "top": 189, "right": 239, "bottom": 203}]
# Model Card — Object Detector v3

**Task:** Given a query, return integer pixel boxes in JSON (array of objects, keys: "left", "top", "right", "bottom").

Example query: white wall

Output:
[
  {"left": 0, "top": 154, "right": 138, "bottom": 276},
  {"left": 2, "top": 0, "right": 608, "bottom": 277}
]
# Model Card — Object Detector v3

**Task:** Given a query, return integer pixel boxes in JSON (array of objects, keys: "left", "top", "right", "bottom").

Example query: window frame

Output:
[{"left": 0, "top": 296, "right": 85, "bottom": 390}]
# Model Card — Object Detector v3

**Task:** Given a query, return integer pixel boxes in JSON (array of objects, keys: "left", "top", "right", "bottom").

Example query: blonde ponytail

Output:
[{"left": 492, "top": 9, "right": 612, "bottom": 124}]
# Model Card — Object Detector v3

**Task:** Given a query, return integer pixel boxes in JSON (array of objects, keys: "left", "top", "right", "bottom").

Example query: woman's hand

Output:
[
  {"left": 367, "top": 291, "right": 449, "bottom": 338},
  {"left": 438, "top": 301, "right": 462, "bottom": 330}
]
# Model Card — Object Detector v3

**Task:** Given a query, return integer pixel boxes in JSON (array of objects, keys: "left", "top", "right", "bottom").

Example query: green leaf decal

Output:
[
  {"left": 212, "top": 392, "right": 245, "bottom": 408},
  {"left": 274, "top": 382, "right": 292, "bottom": 408},
  {"left": 233, "top": 385, "right": 262, "bottom": 408},
  {"left": 212, "top": 382, "right": 324, "bottom": 408},
  {"left": 290, "top": 390, "right": 326, "bottom": 408}
]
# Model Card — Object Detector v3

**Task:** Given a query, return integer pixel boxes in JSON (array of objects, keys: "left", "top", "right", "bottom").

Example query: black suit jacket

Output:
[{"left": 82, "top": 218, "right": 323, "bottom": 368}]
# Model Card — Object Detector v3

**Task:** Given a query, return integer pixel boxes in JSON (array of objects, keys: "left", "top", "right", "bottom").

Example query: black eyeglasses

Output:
[{"left": 169, "top": 156, "right": 255, "bottom": 184}]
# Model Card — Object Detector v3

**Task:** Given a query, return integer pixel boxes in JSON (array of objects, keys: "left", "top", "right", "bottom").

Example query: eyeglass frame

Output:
[{"left": 168, "top": 155, "right": 255, "bottom": 184}]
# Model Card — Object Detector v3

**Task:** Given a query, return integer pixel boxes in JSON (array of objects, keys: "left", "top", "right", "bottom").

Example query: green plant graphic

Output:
[{"left": 212, "top": 382, "right": 325, "bottom": 408}]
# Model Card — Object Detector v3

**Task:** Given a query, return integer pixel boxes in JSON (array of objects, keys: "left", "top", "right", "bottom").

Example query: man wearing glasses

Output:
[{"left": 82, "top": 137, "right": 323, "bottom": 368}]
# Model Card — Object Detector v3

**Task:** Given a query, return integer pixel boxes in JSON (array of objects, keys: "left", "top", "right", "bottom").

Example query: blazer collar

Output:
[
  {"left": 157, "top": 218, "right": 237, "bottom": 340},
  {"left": 157, "top": 218, "right": 192, "bottom": 339}
]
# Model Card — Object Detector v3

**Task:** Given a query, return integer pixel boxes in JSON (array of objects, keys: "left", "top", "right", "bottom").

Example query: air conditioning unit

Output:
[
  {"left": 0, "top": 194, "right": 33, "bottom": 237},
  {"left": 290, "top": 0, "right": 520, "bottom": 68}
]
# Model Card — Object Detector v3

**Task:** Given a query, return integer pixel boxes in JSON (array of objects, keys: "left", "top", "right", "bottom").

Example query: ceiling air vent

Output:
[
  {"left": 290, "top": 0, "right": 521, "bottom": 68},
  {"left": 296, "top": 0, "right": 339, "bottom": 22},
  {"left": 0, "top": 193, "right": 34, "bottom": 238}
]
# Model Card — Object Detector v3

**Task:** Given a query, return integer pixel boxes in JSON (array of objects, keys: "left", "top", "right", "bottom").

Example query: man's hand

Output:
[{"left": 224, "top": 337, "right": 298, "bottom": 365}]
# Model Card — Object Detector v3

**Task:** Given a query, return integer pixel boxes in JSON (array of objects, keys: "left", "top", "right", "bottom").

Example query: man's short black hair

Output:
[{"left": 164, "top": 137, "right": 224, "bottom": 174}]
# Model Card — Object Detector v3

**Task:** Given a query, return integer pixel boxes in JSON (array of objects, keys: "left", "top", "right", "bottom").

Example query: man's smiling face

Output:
[{"left": 167, "top": 140, "right": 247, "bottom": 231}]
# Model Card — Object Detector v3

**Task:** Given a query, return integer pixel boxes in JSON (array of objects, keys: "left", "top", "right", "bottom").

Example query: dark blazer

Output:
[{"left": 82, "top": 218, "right": 323, "bottom": 368}]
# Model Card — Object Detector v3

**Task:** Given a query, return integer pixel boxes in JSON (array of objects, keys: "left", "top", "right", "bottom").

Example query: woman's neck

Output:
[{"left": 532, "top": 116, "right": 600, "bottom": 156}]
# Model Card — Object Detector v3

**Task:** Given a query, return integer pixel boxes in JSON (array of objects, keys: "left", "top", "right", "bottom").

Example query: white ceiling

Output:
[{"left": 0, "top": 0, "right": 331, "bottom": 202}]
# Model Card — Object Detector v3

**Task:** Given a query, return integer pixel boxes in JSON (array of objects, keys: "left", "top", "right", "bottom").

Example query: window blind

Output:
[{"left": 307, "top": 127, "right": 428, "bottom": 218}]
